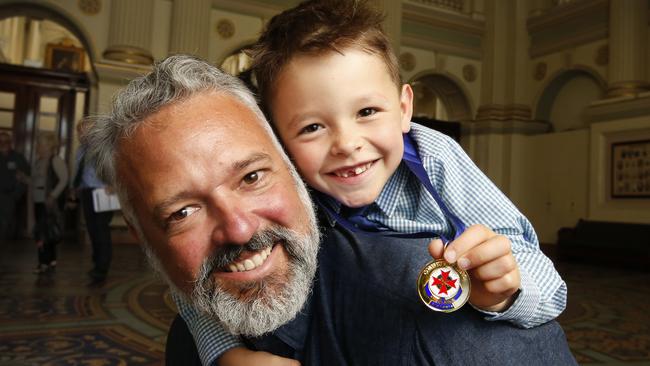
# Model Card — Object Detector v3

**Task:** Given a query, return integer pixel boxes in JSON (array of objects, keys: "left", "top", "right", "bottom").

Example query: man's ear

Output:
[{"left": 400, "top": 84, "right": 414, "bottom": 133}]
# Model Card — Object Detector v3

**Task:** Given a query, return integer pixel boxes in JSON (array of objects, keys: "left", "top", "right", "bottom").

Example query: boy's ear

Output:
[{"left": 400, "top": 84, "right": 414, "bottom": 133}]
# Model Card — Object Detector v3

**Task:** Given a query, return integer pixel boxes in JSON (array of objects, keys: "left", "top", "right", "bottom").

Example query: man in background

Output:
[
  {"left": 71, "top": 122, "right": 114, "bottom": 285},
  {"left": 0, "top": 131, "right": 29, "bottom": 240}
]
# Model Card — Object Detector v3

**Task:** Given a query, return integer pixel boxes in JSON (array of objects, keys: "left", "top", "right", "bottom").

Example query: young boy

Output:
[{"left": 175, "top": 0, "right": 567, "bottom": 364}]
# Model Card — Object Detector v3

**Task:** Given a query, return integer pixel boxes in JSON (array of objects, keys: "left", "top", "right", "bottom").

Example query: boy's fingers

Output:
[
  {"left": 443, "top": 224, "right": 495, "bottom": 263},
  {"left": 475, "top": 271, "right": 520, "bottom": 295},
  {"left": 454, "top": 235, "right": 511, "bottom": 270},
  {"left": 470, "top": 255, "right": 518, "bottom": 281},
  {"left": 427, "top": 238, "right": 444, "bottom": 259}
]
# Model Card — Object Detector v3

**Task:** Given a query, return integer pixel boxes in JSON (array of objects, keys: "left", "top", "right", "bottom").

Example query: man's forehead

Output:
[{"left": 115, "top": 92, "right": 283, "bottom": 191}]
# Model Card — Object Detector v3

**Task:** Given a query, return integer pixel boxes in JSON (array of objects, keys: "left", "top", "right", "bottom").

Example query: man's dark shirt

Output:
[{"left": 0, "top": 150, "right": 30, "bottom": 198}]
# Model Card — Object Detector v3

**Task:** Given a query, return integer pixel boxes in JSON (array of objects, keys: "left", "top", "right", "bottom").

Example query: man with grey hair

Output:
[
  {"left": 83, "top": 54, "right": 320, "bottom": 341},
  {"left": 83, "top": 55, "right": 576, "bottom": 366}
]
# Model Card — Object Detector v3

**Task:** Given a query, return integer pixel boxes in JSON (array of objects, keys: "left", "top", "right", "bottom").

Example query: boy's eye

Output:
[
  {"left": 358, "top": 107, "right": 377, "bottom": 118},
  {"left": 169, "top": 206, "right": 200, "bottom": 222},
  {"left": 299, "top": 123, "right": 322, "bottom": 134}
]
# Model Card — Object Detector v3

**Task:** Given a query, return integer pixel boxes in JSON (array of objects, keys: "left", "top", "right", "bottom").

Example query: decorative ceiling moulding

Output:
[
  {"left": 462, "top": 64, "right": 476, "bottom": 82},
  {"left": 475, "top": 104, "right": 532, "bottom": 122},
  {"left": 78, "top": 0, "right": 101, "bottom": 15},
  {"left": 95, "top": 61, "right": 152, "bottom": 82},
  {"left": 406, "top": 0, "right": 464, "bottom": 13},
  {"left": 102, "top": 45, "right": 154, "bottom": 65},
  {"left": 211, "top": 0, "right": 290, "bottom": 19},
  {"left": 527, "top": 0, "right": 608, "bottom": 58},
  {"left": 403, "top": 2, "right": 483, "bottom": 35},
  {"left": 216, "top": 19, "right": 236, "bottom": 39},
  {"left": 606, "top": 81, "right": 650, "bottom": 99},
  {"left": 584, "top": 92, "right": 650, "bottom": 123},
  {"left": 399, "top": 52, "right": 416, "bottom": 71},
  {"left": 402, "top": 1, "right": 483, "bottom": 60}
]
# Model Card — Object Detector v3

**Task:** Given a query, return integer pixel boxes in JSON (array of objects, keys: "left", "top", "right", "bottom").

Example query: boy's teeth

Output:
[
  {"left": 228, "top": 247, "right": 273, "bottom": 272},
  {"left": 335, "top": 163, "right": 369, "bottom": 177}
]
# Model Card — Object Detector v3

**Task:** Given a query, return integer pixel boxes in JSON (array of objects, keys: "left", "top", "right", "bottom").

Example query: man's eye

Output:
[
  {"left": 358, "top": 107, "right": 377, "bottom": 117},
  {"left": 299, "top": 123, "right": 322, "bottom": 134},
  {"left": 243, "top": 171, "right": 261, "bottom": 184},
  {"left": 169, "top": 206, "right": 199, "bottom": 222}
]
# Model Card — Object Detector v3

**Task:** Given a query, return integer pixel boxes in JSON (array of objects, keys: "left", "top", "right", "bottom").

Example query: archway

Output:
[
  {"left": 409, "top": 72, "right": 473, "bottom": 121},
  {"left": 535, "top": 67, "right": 606, "bottom": 132},
  {"left": 408, "top": 72, "right": 473, "bottom": 141}
]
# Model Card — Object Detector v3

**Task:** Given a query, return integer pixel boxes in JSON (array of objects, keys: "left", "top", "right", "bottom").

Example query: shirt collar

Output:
[{"left": 374, "top": 162, "right": 410, "bottom": 217}]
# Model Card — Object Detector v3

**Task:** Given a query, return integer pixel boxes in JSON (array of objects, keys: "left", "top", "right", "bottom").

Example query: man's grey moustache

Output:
[{"left": 207, "top": 227, "right": 291, "bottom": 270}]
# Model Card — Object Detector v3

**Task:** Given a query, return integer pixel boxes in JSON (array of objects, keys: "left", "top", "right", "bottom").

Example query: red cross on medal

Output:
[{"left": 417, "top": 259, "right": 471, "bottom": 312}]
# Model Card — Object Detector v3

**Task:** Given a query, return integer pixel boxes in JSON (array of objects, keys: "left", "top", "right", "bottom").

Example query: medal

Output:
[{"left": 417, "top": 259, "right": 470, "bottom": 312}]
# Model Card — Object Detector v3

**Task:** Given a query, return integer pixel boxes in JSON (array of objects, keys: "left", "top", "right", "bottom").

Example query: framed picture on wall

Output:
[
  {"left": 45, "top": 42, "right": 85, "bottom": 73},
  {"left": 611, "top": 139, "right": 650, "bottom": 198}
]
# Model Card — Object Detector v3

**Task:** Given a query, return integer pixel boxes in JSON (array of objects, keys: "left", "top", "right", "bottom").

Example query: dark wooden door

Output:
[
  {"left": 0, "top": 62, "right": 89, "bottom": 167},
  {"left": 0, "top": 63, "right": 89, "bottom": 237}
]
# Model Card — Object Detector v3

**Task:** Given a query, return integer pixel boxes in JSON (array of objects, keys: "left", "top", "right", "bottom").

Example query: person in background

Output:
[
  {"left": 70, "top": 121, "right": 114, "bottom": 285},
  {"left": 0, "top": 131, "right": 30, "bottom": 240},
  {"left": 31, "top": 131, "right": 68, "bottom": 274}
]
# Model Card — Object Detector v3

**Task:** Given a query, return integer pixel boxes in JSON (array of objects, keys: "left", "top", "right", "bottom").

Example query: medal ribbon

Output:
[{"left": 319, "top": 132, "right": 466, "bottom": 243}]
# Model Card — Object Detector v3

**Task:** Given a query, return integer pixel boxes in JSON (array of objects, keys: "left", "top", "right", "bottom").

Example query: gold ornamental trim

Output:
[
  {"left": 103, "top": 45, "right": 154, "bottom": 66},
  {"left": 606, "top": 81, "right": 650, "bottom": 99},
  {"left": 475, "top": 104, "right": 532, "bottom": 122}
]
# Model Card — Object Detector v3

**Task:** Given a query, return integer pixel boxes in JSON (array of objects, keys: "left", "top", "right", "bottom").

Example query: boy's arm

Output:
[
  {"left": 172, "top": 292, "right": 244, "bottom": 365},
  {"left": 422, "top": 130, "right": 566, "bottom": 328}
]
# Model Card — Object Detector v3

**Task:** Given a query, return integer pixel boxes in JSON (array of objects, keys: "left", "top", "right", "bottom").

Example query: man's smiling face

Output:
[{"left": 116, "top": 91, "right": 318, "bottom": 335}]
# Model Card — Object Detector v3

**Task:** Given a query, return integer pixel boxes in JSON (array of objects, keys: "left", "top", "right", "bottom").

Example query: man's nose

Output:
[
  {"left": 330, "top": 127, "right": 362, "bottom": 156},
  {"left": 210, "top": 196, "right": 260, "bottom": 246}
]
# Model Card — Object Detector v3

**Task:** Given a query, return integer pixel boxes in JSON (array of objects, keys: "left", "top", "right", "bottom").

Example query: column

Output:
[
  {"left": 168, "top": 0, "right": 211, "bottom": 59},
  {"left": 103, "top": 0, "right": 154, "bottom": 65},
  {"left": 471, "top": 0, "right": 546, "bottom": 192},
  {"left": 23, "top": 19, "right": 41, "bottom": 66},
  {"left": 370, "top": 0, "right": 402, "bottom": 55},
  {"left": 606, "top": 0, "right": 649, "bottom": 98}
]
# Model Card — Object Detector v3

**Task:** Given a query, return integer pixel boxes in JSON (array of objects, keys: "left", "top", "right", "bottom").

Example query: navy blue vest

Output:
[{"left": 246, "top": 208, "right": 577, "bottom": 365}]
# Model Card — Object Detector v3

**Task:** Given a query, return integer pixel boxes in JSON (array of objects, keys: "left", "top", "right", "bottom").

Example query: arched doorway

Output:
[
  {"left": 0, "top": 3, "right": 95, "bottom": 237},
  {"left": 535, "top": 67, "right": 606, "bottom": 132},
  {"left": 409, "top": 72, "right": 473, "bottom": 141}
]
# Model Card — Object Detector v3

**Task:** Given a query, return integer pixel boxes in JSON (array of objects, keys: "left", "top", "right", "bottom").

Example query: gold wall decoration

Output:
[
  {"left": 45, "top": 41, "right": 85, "bottom": 72},
  {"left": 78, "top": 0, "right": 101, "bottom": 15},
  {"left": 462, "top": 64, "right": 476, "bottom": 82},
  {"left": 399, "top": 52, "right": 416, "bottom": 72},
  {"left": 611, "top": 139, "right": 650, "bottom": 198},
  {"left": 534, "top": 62, "right": 547, "bottom": 81},
  {"left": 595, "top": 45, "right": 608, "bottom": 66},
  {"left": 216, "top": 19, "right": 235, "bottom": 39}
]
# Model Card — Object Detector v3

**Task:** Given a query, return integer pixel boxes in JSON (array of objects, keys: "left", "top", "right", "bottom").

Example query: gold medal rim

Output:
[{"left": 416, "top": 259, "right": 471, "bottom": 313}]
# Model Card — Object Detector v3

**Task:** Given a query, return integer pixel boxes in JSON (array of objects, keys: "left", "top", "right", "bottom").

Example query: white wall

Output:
[{"left": 511, "top": 129, "right": 590, "bottom": 243}]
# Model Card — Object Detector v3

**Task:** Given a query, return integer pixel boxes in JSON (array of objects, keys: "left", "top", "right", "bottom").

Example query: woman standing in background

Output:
[{"left": 31, "top": 131, "right": 68, "bottom": 274}]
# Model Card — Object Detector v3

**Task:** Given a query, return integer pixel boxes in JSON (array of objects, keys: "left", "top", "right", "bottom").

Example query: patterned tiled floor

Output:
[{"left": 0, "top": 237, "right": 648, "bottom": 365}]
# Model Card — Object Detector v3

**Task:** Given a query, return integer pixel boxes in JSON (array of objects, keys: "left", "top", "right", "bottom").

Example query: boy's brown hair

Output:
[{"left": 250, "top": 0, "right": 401, "bottom": 114}]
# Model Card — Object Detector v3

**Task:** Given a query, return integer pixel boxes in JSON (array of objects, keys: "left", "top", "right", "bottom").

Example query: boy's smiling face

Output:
[{"left": 270, "top": 49, "right": 413, "bottom": 207}]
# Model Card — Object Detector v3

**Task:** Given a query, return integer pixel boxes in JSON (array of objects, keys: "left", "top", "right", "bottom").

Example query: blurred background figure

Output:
[
  {"left": 0, "top": 131, "right": 30, "bottom": 240},
  {"left": 70, "top": 121, "right": 114, "bottom": 285},
  {"left": 31, "top": 131, "right": 68, "bottom": 274}
]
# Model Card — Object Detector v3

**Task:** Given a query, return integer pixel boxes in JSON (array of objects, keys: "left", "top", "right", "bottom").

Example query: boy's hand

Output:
[
  {"left": 218, "top": 347, "right": 301, "bottom": 366},
  {"left": 427, "top": 224, "right": 520, "bottom": 312}
]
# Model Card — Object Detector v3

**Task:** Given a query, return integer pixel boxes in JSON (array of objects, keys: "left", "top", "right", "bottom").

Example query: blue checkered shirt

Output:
[{"left": 174, "top": 123, "right": 567, "bottom": 365}]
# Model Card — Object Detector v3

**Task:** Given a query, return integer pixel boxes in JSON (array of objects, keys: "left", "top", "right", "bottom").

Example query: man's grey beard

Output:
[{"left": 190, "top": 224, "right": 319, "bottom": 336}]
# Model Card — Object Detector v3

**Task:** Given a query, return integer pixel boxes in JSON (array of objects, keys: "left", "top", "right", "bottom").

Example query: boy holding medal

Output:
[{"left": 175, "top": 0, "right": 568, "bottom": 364}]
